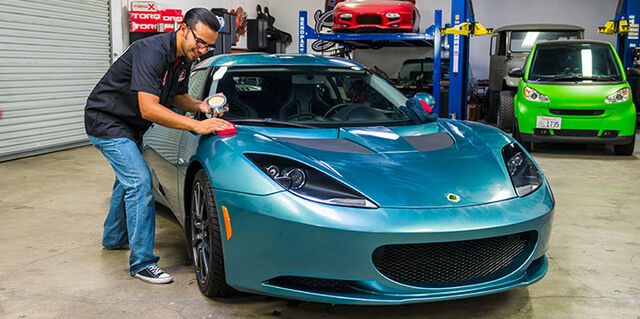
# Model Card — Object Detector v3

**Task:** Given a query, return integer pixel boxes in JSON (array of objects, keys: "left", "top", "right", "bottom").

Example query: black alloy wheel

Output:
[{"left": 189, "top": 169, "right": 232, "bottom": 297}]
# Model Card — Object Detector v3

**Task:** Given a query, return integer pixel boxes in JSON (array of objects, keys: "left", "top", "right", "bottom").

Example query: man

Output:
[{"left": 84, "top": 8, "right": 233, "bottom": 284}]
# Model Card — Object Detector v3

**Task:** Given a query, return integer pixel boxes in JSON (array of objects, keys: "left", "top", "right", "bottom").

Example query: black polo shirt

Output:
[{"left": 84, "top": 31, "right": 192, "bottom": 143}]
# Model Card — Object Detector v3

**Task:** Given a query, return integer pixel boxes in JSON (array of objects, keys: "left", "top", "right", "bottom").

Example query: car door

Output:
[
  {"left": 489, "top": 31, "right": 507, "bottom": 93},
  {"left": 176, "top": 67, "right": 212, "bottom": 219},
  {"left": 142, "top": 109, "right": 184, "bottom": 213},
  {"left": 143, "top": 68, "right": 212, "bottom": 214}
]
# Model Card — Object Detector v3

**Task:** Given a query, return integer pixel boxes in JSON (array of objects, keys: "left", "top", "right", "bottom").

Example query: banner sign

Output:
[{"left": 129, "top": 1, "right": 182, "bottom": 33}]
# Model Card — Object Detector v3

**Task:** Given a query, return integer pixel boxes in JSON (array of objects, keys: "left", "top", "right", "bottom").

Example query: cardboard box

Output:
[{"left": 466, "top": 104, "right": 481, "bottom": 121}]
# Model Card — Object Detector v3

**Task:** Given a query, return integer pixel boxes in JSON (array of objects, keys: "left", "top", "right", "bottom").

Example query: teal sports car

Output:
[{"left": 142, "top": 53, "right": 555, "bottom": 305}]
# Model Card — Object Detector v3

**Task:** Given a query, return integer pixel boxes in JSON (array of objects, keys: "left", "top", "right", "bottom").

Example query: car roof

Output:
[
  {"left": 193, "top": 53, "right": 364, "bottom": 69},
  {"left": 535, "top": 39, "right": 612, "bottom": 47},
  {"left": 494, "top": 24, "right": 584, "bottom": 32}
]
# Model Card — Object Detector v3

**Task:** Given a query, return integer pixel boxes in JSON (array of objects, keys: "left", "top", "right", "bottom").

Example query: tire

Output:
[
  {"left": 188, "top": 169, "right": 232, "bottom": 297},
  {"left": 484, "top": 90, "right": 498, "bottom": 123},
  {"left": 614, "top": 134, "right": 635, "bottom": 155},
  {"left": 497, "top": 90, "right": 515, "bottom": 132},
  {"left": 512, "top": 120, "right": 532, "bottom": 151}
]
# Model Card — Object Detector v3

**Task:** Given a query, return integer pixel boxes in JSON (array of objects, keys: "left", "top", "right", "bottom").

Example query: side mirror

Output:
[
  {"left": 508, "top": 67, "right": 524, "bottom": 78},
  {"left": 504, "top": 52, "right": 513, "bottom": 63},
  {"left": 626, "top": 68, "right": 640, "bottom": 78},
  {"left": 414, "top": 92, "right": 436, "bottom": 108}
]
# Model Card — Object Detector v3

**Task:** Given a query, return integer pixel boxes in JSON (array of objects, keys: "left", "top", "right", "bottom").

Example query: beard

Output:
[{"left": 181, "top": 34, "right": 199, "bottom": 62}]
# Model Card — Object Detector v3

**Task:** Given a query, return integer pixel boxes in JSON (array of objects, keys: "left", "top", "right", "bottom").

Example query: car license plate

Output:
[{"left": 536, "top": 116, "right": 561, "bottom": 129}]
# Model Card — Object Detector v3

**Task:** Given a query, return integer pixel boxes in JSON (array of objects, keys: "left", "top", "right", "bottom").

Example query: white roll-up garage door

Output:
[{"left": 0, "top": 0, "right": 111, "bottom": 161}]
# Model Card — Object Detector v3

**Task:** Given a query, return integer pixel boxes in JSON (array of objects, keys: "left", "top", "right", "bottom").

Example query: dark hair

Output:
[{"left": 183, "top": 7, "right": 220, "bottom": 32}]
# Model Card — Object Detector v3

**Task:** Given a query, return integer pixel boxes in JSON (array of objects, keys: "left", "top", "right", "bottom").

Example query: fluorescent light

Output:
[
  {"left": 521, "top": 32, "right": 539, "bottom": 49},
  {"left": 581, "top": 49, "right": 592, "bottom": 76}
]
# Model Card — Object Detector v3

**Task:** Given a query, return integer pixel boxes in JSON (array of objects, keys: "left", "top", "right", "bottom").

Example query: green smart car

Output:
[{"left": 509, "top": 40, "right": 638, "bottom": 155}]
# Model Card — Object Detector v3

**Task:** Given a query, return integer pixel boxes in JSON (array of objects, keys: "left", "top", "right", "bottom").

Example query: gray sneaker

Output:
[{"left": 133, "top": 265, "right": 173, "bottom": 284}]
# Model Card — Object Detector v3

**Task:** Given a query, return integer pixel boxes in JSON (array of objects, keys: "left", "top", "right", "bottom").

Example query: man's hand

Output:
[
  {"left": 199, "top": 93, "right": 229, "bottom": 117},
  {"left": 193, "top": 117, "right": 234, "bottom": 135}
]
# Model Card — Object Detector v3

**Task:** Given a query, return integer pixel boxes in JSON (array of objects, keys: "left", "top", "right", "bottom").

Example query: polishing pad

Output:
[{"left": 216, "top": 123, "right": 236, "bottom": 135}]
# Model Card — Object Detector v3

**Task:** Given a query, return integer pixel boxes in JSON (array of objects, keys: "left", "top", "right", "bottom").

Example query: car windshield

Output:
[
  {"left": 527, "top": 43, "right": 623, "bottom": 82},
  {"left": 510, "top": 31, "right": 581, "bottom": 52},
  {"left": 210, "top": 66, "right": 412, "bottom": 127}
]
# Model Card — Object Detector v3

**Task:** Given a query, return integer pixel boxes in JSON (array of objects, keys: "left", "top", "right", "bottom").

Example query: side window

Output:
[
  {"left": 188, "top": 68, "right": 209, "bottom": 100},
  {"left": 497, "top": 32, "right": 506, "bottom": 55},
  {"left": 490, "top": 35, "right": 497, "bottom": 56}
]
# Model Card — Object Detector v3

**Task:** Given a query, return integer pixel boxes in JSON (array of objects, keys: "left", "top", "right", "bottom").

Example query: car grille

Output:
[
  {"left": 267, "top": 276, "right": 350, "bottom": 292},
  {"left": 372, "top": 231, "right": 534, "bottom": 287},
  {"left": 549, "top": 109, "right": 604, "bottom": 116},
  {"left": 553, "top": 129, "right": 598, "bottom": 137},
  {"left": 357, "top": 15, "right": 383, "bottom": 25}
]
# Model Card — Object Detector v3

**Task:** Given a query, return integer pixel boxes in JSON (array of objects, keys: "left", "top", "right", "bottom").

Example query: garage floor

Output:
[{"left": 1, "top": 135, "right": 639, "bottom": 319}]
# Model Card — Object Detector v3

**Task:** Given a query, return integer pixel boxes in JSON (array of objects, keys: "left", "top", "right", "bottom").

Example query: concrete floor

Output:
[{"left": 1, "top": 136, "right": 639, "bottom": 319}]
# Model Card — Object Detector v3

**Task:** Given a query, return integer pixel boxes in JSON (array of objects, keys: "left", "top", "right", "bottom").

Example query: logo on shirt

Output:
[{"left": 178, "top": 69, "right": 187, "bottom": 82}]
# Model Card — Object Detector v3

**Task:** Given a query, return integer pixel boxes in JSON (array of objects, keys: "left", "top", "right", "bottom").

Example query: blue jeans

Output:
[{"left": 88, "top": 135, "right": 159, "bottom": 275}]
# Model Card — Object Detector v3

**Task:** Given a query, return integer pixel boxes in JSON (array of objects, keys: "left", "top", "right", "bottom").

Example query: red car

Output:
[{"left": 332, "top": 0, "right": 421, "bottom": 33}]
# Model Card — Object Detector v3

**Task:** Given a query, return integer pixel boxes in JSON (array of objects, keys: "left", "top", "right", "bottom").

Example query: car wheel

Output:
[
  {"left": 512, "top": 120, "right": 531, "bottom": 151},
  {"left": 189, "top": 168, "right": 232, "bottom": 297},
  {"left": 497, "top": 90, "right": 515, "bottom": 132},
  {"left": 484, "top": 91, "right": 498, "bottom": 123},
  {"left": 614, "top": 134, "right": 635, "bottom": 155}
]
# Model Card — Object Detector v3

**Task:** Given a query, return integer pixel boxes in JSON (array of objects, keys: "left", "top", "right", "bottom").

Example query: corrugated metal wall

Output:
[{"left": 0, "top": 0, "right": 111, "bottom": 161}]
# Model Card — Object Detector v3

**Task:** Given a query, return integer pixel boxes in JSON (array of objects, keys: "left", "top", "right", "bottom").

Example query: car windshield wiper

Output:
[
  {"left": 594, "top": 75, "right": 622, "bottom": 81},
  {"left": 548, "top": 75, "right": 601, "bottom": 81},
  {"left": 229, "top": 118, "right": 318, "bottom": 128}
]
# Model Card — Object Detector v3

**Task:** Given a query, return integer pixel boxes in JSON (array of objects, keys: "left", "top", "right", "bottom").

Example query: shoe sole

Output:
[
  {"left": 133, "top": 273, "right": 173, "bottom": 284},
  {"left": 103, "top": 245, "right": 129, "bottom": 250}
]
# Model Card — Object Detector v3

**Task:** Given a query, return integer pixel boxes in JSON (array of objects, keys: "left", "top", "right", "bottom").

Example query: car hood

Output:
[
  {"left": 217, "top": 120, "right": 518, "bottom": 208},
  {"left": 525, "top": 82, "right": 628, "bottom": 107}
]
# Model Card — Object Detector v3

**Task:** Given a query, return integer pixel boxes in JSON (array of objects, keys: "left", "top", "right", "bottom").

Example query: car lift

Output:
[
  {"left": 440, "top": 0, "right": 492, "bottom": 120},
  {"left": 298, "top": 0, "right": 490, "bottom": 120},
  {"left": 599, "top": 0, "right": 640, "bottom": 118},
  {"left": 598, "top": 0, "right": 639, "bottom": 69}
]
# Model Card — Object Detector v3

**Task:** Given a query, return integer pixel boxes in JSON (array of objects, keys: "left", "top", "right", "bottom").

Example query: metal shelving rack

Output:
[
  {"left": 298, "top": 0, "right": 492, "bottom": 121},
  {"left": 298, "top": 10, "right": 444, "bottom": 116}
]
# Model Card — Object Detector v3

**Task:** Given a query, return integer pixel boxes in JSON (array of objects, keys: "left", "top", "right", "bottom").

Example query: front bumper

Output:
[
  {"left": 213, "top": 179, "right": 555, "bottom": 305},
  {"left": 332, "top": 11, "right": 415, "bottom": 33},
  {"left": 516, "top": 99, "right": 636, "bottom": 144}
]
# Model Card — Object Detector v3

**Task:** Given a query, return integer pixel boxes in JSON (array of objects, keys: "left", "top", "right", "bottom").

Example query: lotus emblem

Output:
[{"left": 446, "top": 193, "right": 461, "bottom": 203}]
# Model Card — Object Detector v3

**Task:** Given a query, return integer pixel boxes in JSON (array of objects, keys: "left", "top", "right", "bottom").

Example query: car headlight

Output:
[
  {"left": 523, "top": 87, "right": 550, "bottom": 102},
  {"left": 246, "top": 153, "right": 378, "bottom": 208},
  {"left": 604, "top": 88, "right": 630, "bottom": 104},
  {"left": 501, "top": 143, "right": 542, "bottom": 197},
  {"left": 385, "top": 13, "right": 400, "bottom": 19},
  {"left": 340, "top": 13, "right": 353, "bottom": 19}
]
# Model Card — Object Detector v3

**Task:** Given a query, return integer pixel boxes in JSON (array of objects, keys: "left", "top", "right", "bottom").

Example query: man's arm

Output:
[
  {"left": 139, "top": 92, "right": 232, "bottom": 134},
  {"left": 173, "top": 93, "right": 203, "bottom": 113}
]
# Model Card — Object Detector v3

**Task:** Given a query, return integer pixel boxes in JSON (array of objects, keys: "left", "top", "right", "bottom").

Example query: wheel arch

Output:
[
  {"left": 501, "top": 79, "right": 517, "bottom": 91},
  {"left": 183, "top": 160, "right": 205, "bottom": 226}
]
